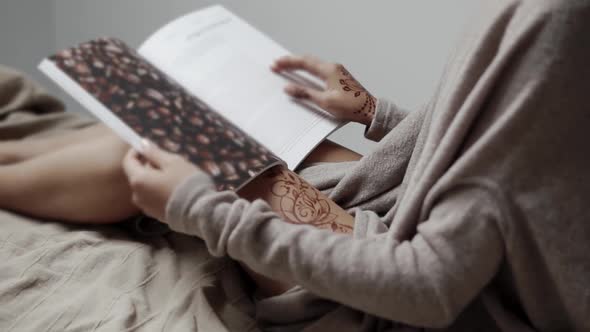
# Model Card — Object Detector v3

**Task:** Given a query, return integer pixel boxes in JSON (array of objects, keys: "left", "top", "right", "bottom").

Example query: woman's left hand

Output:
[{"left": 122, "top": 140, "right": 203, "bottom": 222}]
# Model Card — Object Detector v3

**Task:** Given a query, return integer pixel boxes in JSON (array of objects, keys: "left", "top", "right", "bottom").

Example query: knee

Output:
[
  {"left": 104, "top": 131, "right": 130, "bottom": 153},
  {"left": 96, "top": 133, "right": 130, "bottom": 175}
]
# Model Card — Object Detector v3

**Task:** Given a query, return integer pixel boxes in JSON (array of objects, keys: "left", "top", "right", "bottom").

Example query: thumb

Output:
[
  {"left": 138, "top": 139, "right": 174, "bottom": 169},
  {"left": 285, "top": 84, "right": 327, "bottom": 108}
]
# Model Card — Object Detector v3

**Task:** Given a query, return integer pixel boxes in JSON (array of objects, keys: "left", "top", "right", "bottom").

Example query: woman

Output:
[{"left": 1, "top": 0, "right": 589, "bottom": 330}]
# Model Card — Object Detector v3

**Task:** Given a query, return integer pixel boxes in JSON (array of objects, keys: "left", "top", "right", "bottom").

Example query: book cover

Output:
[{"left": 46, "top": 37, "right": 283, "bottom": 191}]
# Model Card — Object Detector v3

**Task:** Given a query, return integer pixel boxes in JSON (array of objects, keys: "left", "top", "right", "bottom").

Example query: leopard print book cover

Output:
[{"left": 49, "top": 37, "right": 283, "bottom": 191}]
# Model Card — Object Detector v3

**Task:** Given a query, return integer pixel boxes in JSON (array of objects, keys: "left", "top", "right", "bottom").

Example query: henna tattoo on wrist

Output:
[
  {"left": 339, "top": 67, "right": 376, "bottom": 119},
  {"left": 265, "top": 167, "right": 353, "bottom": 233}
]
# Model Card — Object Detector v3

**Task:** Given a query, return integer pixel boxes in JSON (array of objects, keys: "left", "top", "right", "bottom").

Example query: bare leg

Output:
[
  {"left": 0, "top": 132, "right": 137, "bottom": 223},
  {"left": 0, "top": 123, "right": 109, "bottom": 164},
  {"left": 300, "top": 139, "right": 362, "bottom": 167}
]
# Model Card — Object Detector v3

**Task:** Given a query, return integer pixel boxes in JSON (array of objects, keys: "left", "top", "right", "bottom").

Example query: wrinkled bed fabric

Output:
[{"left": 1, "top": 0, "right": 589, "bottom": 331}]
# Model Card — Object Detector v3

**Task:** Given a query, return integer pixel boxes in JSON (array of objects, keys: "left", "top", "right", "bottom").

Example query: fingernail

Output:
[
  {"left": 285, "top": 85, "right": 298, "bottom": 94},
  {"left": 288, "top": 86, "right": 309, "bottom": 99},
  {"left": 139, "top": 139, "right": 151, "bottom": 153}
]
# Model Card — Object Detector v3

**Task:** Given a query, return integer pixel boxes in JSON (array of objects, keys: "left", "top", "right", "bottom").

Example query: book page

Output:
[{"left": 138, "top": 5, "right": 341, "bottom": 169}]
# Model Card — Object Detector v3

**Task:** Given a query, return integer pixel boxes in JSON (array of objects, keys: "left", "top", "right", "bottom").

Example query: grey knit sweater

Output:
[{"left": 165, "top": 1, "right": 590, "bottom": 330}]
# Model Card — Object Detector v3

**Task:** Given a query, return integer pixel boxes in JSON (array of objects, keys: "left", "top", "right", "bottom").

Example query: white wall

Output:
[
  {"left": 3, "top": 0, "right": 477, "bottom": 154},
  {"left": 0, "top": 0, "right": 58, "bottom": 95}
]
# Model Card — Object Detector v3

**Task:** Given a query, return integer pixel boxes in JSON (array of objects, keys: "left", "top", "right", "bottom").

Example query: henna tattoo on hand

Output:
[
  {"left": 265, "top": 168, "right": 353, "bottom": 233},
  {"left": 339, "top": 67, "right": 376, "bottom": 118}
]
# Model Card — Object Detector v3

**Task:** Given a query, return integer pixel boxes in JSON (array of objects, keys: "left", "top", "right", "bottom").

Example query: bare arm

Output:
[
  {"left": 237, "top": 162, "right": 356, "bottom": 297},
  {"left": 238, "top": 166, "right": 354, "bottom": 234}
]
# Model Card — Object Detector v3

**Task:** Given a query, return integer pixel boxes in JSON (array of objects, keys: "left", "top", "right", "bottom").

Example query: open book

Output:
[{"left": 39, "top": 5, "right": 341, "bottom": 191}]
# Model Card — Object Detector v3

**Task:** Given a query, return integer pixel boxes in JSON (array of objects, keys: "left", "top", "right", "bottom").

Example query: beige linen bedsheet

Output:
[{"left": 0, "top": 66, "right": 258, "bottom": 331}]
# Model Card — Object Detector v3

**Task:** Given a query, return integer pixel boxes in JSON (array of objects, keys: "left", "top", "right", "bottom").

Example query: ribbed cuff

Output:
[
  {"left": 364, "top": 98, "right": 407, "bottom": 142},
  {"left": 165, "top": 170, "right": 215, "bottom": 236}
]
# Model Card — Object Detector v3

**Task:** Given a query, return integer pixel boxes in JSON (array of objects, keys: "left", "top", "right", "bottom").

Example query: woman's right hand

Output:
[{"left": 271, "top": 55, "right": 377, "bottom": 126}]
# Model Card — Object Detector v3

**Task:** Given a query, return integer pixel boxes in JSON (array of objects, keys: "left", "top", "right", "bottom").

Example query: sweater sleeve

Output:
[
  {"left": 166, "top": 173, "right": 505, "bottom": 328},
  {"left": 364, "top": 98, "right": 410, "bottom": 142}
]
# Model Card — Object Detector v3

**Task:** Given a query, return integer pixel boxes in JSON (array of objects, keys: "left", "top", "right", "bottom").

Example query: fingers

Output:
[
  {"left": 122, "top": 148, "right": 158, "bottom": 191},
  {"left": 122, "top": 150, "right": 155, "bottom": 213},
  {"left": 137, "top": 139, "right": 176, "bottom": 169},
  {"left": 272, "top": 55, "right": 332, "bottom": 80},
  {"left": 122, "top": 149, "right": 147, "bottom": 181},
  {"left": 284, "top": 84, "right": 328, "bottom": 108}
]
